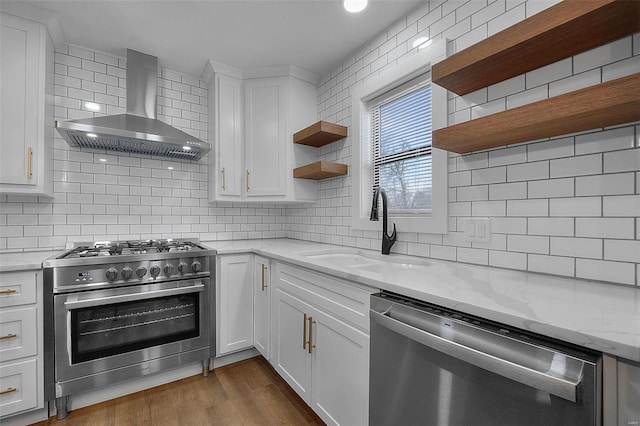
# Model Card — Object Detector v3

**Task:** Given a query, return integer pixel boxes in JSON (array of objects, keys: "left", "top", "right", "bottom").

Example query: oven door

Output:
[{"left": 54, "top": 279, "right": 210, "bottom": 382}]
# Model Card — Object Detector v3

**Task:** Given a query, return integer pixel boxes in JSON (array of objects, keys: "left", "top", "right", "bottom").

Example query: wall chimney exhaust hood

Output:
[{"left": 56, "top": 49, "right": 210, "bottom": 160}]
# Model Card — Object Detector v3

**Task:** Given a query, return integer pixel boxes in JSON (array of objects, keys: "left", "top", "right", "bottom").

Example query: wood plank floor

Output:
[{"left": 33, "top": 356, "right": 325, "bottom": 426}]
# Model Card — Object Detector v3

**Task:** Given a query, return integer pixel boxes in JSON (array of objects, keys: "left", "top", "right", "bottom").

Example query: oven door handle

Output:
[
  {"left": 64, "top": 283, "right": 204, "bottom": 309},
  {"left": 370, "top": 309, "right": 582, "bottom": 403}
]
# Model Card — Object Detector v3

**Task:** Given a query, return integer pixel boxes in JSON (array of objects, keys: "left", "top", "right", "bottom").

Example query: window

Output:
[
  {"left": 351, "top": 40, "right": 448, "bottom": 234},
  {"left": 370, "top": 80, "right": 432, "bottom": 214}
]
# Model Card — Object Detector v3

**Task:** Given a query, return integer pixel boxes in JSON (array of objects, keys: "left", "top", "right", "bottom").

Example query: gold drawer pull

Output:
[
  {"left": 0, "top": 289, "right": 17, "bottom": 295},
  {"left": 303, "top": 313, "right": 307, "bottom": 350},
  {"left": 27, "top": 147, "right": 33, "bottom": 179},
  {"left": 308, "top": 316, "right": 316, "bottom": 354},
  {"left": 0, "top": 334, "right": 17, "bottom": 340},
  {"left": 0, "top": 388, "right": 17, "bottom": 395},
  {"left": 261, "top": 264, "right": 267, "bottom": 291}
]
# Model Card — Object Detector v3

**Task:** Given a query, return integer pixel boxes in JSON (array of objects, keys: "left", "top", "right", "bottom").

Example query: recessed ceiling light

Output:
[
  {"left": 168, "top": 166, "right": 174, "bottom": 170},
  {"left": 344, "top": 0, "right": 367, "bottom": 13},
  {"left": 86, "top": 133, "right": 97, "bottom": 138},
  {"left": 84, "top": 102, "right": 101, "bottom": 111},
  {"left": 99, "top": 158, "right": 107, "bottom": 162}
]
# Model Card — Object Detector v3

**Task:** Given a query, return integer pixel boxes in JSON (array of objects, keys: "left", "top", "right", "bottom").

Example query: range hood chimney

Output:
[{"left": 56, "top": 49, "right": 210, "bottom": 160}]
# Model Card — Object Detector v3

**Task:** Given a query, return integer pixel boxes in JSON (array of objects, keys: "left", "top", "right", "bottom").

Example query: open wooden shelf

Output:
[
  {"left": 293, "top": 121, "right": 347, "bottom": 147},
  {"left": 432, "top": 73, "right": 640, "bottom": 154},
  {"left": 432, "top": 0, "right": 640, "bottom": 95},
  {"left": 293, "top": 161, "right": 348, "bottom": 180}
]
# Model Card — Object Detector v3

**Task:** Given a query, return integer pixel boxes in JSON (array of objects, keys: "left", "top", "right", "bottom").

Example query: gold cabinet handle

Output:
[
  {"left": 0, "top": 388, "right": 17, "bottom": 395},
  {"left": 27, "top": 147, "right": 33, "bottom": 179},
  {"left": 0, "top": 289, "right": 17, "bottom": 295},
  {"left": 303, "top": 313, "right": 308, "bottom": 350},
  {"left": 261, "top": 264, "right": 267, "bottom": 291},
  {"left": 308, "top": 316, "right": 316, "bottom": 354},
  {"left": 245, "top": 169, "right": 250, "bottom": 192},
  {"left": 0, "top": 333, "right": 17, "bottom": 340},
  {"left": 221, "top": 168, "right": 226, "bottom": 191}
]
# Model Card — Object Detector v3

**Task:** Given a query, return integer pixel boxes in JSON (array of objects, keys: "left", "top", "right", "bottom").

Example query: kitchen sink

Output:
[{"left": 303, "top": 251, "right": 430, "bottom": 272}]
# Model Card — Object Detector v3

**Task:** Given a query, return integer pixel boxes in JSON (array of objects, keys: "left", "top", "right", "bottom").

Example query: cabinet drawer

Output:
[
  {"left": 0, "top": 358, "right": 38, "bottom": 417},
  {"left": 0, "top": 307, "right": 37, "bottom": 361},
  {"left": 0, "top": 271, "right": 37, "bottom": 307},
  {"left": 276, "top": 263, "right": 375, "bottom": 332}
]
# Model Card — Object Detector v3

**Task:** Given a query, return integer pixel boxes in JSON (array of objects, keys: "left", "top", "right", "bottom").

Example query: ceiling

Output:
[{"left": 23, "top": 0, "right": 424, "bottom": 79}]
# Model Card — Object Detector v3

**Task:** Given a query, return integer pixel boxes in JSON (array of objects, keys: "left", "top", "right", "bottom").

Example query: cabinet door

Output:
[
  {"left": 0, "top": 14, "right": 40, "bottom": 186},
  {"left": 254, "top": 256, "right": 270, "bottom": 359},
  {"left": 215, "top": 74, "right": 243, "bottom": 198},
  {"left": 218, "top": 254, "right": 254, "bottom": 355},
  {"left": 310, "top": 308, "right": 369, "bottom": 426},
  {"left": 244, "top": 77, "right": 286, "bottom": 197},
  {"left": 271, "top": 287, "right": 312, "bottom": 403}
]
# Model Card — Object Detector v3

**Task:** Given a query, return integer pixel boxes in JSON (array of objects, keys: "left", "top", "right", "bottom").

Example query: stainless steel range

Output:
[{"left": 43, "top": 239, "right": 215, "bottom": 420}]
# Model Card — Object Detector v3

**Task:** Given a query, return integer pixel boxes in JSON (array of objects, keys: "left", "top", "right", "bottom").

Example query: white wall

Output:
[
  {"left": 0, "top": 44, "right": 287, "bottom": 250},
  {"left": 286, "top": 0, "right": 640, "bottom": 286},
  {"left": 0, "top": 0, "right": 638, "bottom": 287}
]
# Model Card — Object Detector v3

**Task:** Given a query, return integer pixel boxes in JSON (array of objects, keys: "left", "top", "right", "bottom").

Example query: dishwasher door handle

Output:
[{"left": 370, "top": 309, "right": 581, "bottom": 403}]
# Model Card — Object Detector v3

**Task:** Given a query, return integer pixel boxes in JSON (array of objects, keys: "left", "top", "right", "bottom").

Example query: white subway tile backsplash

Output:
[
  {"left": 576, "top": 218, "right": 635, "bottom": 239},
  {"left": 602, "top": 195, "right": 640, "bottom": 217},
  {"left": 488, "top": 145, "right": 527, "bottom": 167},
  {"left": 507, "top": 161, "right": 548, "bottom": 182},
  {"left": 526, "top": 58, "right": 571, "bottom": 89},
  {"left": 528, "top": 254, "right": 574, "bottom": 276},
  {"left": 550, "top": 236, "right": 602, "bottom": 259},
  {"left": 489, "top": 182, "right": 527, "bottom": 200},
  {"left": 575, "top": 127, "right": 635, "bottom": 155},
  {"left": 603, "top": 148, "right": 640, "bottom": 173},
  {"left": 507, "top": 235, "right": 549, "bottom": 254},
  {"left": 527, "top": 137, "right": 574, "bottom": 161},
  {"left": 472, "top": 167, "right": 506, "bottom": 185},
  {"left": 575, "top": 173, "right": 635, "bottom": 196},
  {"left": 550, "top": 154, "right": 602, "bottom": 178},
  {"left": 574, "top": 37, "right": 633, "bottom": 74},
  {"left": 527, "top": 178, "right": 573, "bottom": 199},
  {"left": 489, "top": 250, "right": 527, "bottom": 270},
  {"left": 528, "top": 218, "right": 573, "bottom": 237},
  {"left": 576, "top": 259, "right": 635, "bottom": 285},
  {"left": 549, "top": 197, "right": 601, "bottom": 217},
  {"left": 506, "top": 199, "right": 548, "bottom": 217},
  {"left": 602, "top": 54, "right": 640, "bottom": 81},
  {"left": 549, "top": 69, "right": 601, "bottom": 97},
  {"left": 604, "top": 240, "right": 640, "bottom": 262}
]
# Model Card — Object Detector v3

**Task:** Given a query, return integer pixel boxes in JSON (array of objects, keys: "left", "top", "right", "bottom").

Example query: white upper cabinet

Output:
[
  {"left": 244, "top": 77, "right": 287, "bottom": 197},
  {"left": 205, "top": 62, "right": 319, "bottom": 203},
  {"left": 0, "top": 11, "right": 53, "bottom": 197},
  {"left": 213, "top": 73, "right": 243, "bottom": 199}
]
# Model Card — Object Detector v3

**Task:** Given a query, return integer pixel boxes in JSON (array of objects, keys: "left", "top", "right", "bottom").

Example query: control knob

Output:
[
  {"left": 149, "top": 265, "right": 161, "bottom": 278},
  {"left": 121, "top": 266, "right": 133, "bottom": 280},
  {"left": 163, "top": 263, "right": 175, "bottom": 275},
  {"left": 106, "top": 267, "right": 118, "bottom": 281},
  {"left": 178, "top": 262, "right": 188, "bottom": 274},
  {"left": 191, "top": 260, "right": 202, "bottom": 273},
  {"left": 136, "top": 266, "right": 147, "bottom": 278}
]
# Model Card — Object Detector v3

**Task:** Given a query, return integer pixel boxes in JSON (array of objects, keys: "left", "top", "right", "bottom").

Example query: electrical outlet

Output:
[{"left": 464, "top": 218, "right": 491, "bottom": 243}]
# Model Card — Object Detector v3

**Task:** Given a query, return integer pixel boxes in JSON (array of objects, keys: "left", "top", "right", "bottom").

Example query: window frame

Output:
[{"left": 350, "top": 39, "right": 448, "bottom": 234}]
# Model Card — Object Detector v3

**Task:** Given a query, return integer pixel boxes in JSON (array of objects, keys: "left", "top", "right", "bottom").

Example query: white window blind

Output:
[{"left": 371, "top": 83, "right": 432, "bottom": 214}]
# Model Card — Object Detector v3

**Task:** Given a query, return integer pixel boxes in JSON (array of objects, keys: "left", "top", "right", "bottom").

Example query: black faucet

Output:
[{"left": 370, "top": 187, "right": 397, "bottom": 255}]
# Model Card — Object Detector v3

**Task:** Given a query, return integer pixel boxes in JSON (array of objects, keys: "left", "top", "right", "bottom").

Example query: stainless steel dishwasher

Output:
[{"left": 370, "top": 292, "right": 602, "bottom": 426}]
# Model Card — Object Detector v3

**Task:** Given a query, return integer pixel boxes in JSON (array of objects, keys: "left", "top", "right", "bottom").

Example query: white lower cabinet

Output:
[
  {"left": 0, "top": 270, "right": 43, "bottom": 420},
  {"left": 271, "top": 262, "right": 373, "bottom": 426},
  {"left": 253, "top": 256, "right": 271, "bottom": 359},
  {"left": 217, "top": 254, "right": 254, "bottom": 355}
]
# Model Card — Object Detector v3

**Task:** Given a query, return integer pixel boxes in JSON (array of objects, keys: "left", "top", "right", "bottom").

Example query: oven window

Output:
[{"left": 71, "top": 294, "right": 199, "bottom": 363}]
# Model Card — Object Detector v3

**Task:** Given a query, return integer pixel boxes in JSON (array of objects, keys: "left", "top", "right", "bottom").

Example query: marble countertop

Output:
[
  {"left": 0, "top": 250, "right": 57, "bottom": 272},
  {"left": 2, "top": 239, "right": 638, "bottom": 361},
  {"left": 203, "top": 238, "right": 640, "bottom": 362}
]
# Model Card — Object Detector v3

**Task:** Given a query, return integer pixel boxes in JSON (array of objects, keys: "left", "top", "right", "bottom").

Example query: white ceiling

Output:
[{"left": 23, "top": 0, "right": 424, "bottom": 79}]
